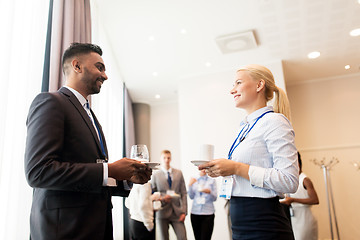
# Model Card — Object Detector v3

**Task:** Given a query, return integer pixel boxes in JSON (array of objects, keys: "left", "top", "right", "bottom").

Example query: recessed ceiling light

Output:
[
  {"left": 215, "top": 30, "right": 258, "bottom": 54},
  {"left": 226, "top": 39, "right": 247, "bottom": 50},
  {"left": 152, "top": 72, "right": 158, "bottom": 77},
  {"left": 205, "top": 62, "right": 212, "bottom": 67},
  {"left": 349, "top": 28, "right": 360, "bottom": 37},
  {"left": 155, "top": 94, "right": 160, "bottom": 99},
  {"left": 345, "top": 65, "right": 350, "bottom": 69},
  {"left": 148, "top": 36, "right": 155, "bottom": 41},
  {"left": 180, "top": 29, "right": 187, "bottom": 34},
  {"left": 307, "top": 51, "right": 320, "bottom": 59}
]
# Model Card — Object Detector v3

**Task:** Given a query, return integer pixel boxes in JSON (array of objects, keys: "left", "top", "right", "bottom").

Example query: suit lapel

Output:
[
  {"left": 59, "top": 87, "right": 105, "bottom": 158},
  {"left": 171, "top": 169, "right": 177, "bottom": 189},
  {"left": 90, "top": 109, "right": 109, "bottom": 159},
  {"left": 160, "top": 170, "right": 170, "bottom": 190}
]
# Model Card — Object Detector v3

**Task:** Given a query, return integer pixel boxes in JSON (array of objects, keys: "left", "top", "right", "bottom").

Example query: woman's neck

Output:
[{"left": 245, "top": 102, "right": 267, "bottom": 115}]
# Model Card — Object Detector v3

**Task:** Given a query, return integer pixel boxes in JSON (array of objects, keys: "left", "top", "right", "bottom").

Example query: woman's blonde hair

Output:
[{"left": 237, "top": 64, "right": 291, "bottom": 121}]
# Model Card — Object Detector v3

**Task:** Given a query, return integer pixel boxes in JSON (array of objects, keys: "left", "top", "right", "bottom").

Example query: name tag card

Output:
[{"left": 219, "top": 176, "right": 233, "bottom": 199}]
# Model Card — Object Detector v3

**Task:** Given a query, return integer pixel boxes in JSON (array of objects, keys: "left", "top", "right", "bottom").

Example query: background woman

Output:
[
  {"left": 199, "top": 64, "right": 299, "bottom": 240},
  {"left": 282, "top": 152, "right": 319, "bottom": 240},
  {"left": 188, "top": 169, "right": 217, "bottom": 240}
]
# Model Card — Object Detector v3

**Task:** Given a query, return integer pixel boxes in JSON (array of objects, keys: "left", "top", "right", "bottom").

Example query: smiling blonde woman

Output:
[{"left": 199, "top": 64, "right": 299, "bottom": 240}]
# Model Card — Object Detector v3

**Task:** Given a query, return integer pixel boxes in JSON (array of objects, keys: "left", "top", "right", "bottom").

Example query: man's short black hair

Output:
[
  {"left": 62, "top": 42, "right": 102, "bottom": 67},
  {"left": 297, "top": 151, "right": 302, "bottom": 170}
]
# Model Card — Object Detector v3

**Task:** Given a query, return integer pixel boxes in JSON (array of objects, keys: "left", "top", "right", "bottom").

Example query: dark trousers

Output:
[
  {"left": 129, "top": 219, "right": 155, "bottom": 240},
  {"left": 190, "top": 214, "right": 215, "bottom": 240}
]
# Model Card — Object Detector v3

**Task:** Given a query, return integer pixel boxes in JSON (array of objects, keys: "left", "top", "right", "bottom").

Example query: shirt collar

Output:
[
  {"left": 64, "top": 86, "right": 89, "bottom": 107},
  {"left": 161, "top": 166, "right": 172, "bottom": 175},
  {"left": 241, "top": 106, "right": 273, "bottom": 126}
]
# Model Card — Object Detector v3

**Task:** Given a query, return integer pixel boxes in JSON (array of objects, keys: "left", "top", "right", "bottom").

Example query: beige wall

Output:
[{"left": 287, "top": 73, "right": 360, "bottom": 240}]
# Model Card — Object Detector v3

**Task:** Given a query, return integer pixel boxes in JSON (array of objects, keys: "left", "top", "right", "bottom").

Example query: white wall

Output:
[
  {"left": 150, "top": 102, "right": 181, "bottom": 167},
  {"left": 287, "top": 73, "right": 360, "bottom": 240},
  {"left": 150, "top": 60, "right": 286, "bottom": 239}
]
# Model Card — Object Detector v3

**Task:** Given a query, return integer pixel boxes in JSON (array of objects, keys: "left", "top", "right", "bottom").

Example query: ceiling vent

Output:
[{"left": 215, "top": 30, "right": 258, "bottom": 54}]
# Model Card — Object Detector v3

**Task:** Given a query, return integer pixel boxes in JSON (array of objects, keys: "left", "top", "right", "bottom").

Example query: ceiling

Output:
[{"left": 93, "top": 0, "right": 360, "bottom": 105}]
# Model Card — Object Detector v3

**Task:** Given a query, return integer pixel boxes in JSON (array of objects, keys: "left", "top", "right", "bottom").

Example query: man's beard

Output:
[{"left": 82, "top": 70, "right": 101, "bottom": 95}]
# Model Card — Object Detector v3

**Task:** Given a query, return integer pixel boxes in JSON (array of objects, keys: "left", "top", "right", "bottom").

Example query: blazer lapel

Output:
[
  {"left": 171, "top": 170, "right": 178, "bottom": 189},
  {"left": 59, "top": 87, "right": 105, "bottom": 158},
  {"left": 90, "top": 110, "right": 109, "bottom": 159}
]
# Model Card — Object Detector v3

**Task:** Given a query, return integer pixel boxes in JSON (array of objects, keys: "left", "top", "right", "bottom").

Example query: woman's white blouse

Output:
[{"left": 231, "top": 106, "right": 299, "bottom": 198}]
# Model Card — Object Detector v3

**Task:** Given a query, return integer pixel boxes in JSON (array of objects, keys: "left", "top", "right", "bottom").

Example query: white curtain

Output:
[
  {"left": 91, "top": 1, "right": 126, "bottom": 239},
  {"left": 0, "top": 0, "right": 49, "bottom": 239}
]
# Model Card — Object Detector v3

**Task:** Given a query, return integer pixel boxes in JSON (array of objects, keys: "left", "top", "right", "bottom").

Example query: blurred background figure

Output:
[
  {"left": 188, "top": 169, "right": 217, "bottom": 240},
  {"left": 151, "top": 150, "right": 188, "bottom": 240},
  {"left": 279, "top": 195, "right": 293, "bottom": 228},
  {"left": 282, "top": 152, "right": 319, "bottom": 240},
  {"left": 125, "top": 182, "right": 156, "bottom": 240}
]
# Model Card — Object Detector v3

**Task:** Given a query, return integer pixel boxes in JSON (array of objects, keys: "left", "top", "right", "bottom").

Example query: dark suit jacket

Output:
[
  {"left": 25, "top": 87, "right": 129, "bottom": 240},
  {"left": 150, "top": 168, "right": 187, "bottom": 219}
]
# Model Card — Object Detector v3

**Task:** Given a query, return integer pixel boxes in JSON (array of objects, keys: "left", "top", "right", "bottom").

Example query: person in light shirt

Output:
[
  {"left": 125, "top": 182, "right": 156, "bottom": 240},
  {"left": 188, "top": 169, "right": 217, "bottom": 240},
  {"left": 199, "top": 64, "right": 299, "bottom": 240}
]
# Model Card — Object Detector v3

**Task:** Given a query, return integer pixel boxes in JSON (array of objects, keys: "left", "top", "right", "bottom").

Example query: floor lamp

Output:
[{"left": 311, "top": 157, "right": 340, "bottom": 240}]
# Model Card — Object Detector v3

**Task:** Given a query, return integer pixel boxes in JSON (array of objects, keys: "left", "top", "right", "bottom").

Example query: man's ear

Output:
[
  {"left": 71, "top": 59, "right": 81, "bottom": 73},
  {"left": 256, "top": 79, "right": 265, "bottom": 92}
]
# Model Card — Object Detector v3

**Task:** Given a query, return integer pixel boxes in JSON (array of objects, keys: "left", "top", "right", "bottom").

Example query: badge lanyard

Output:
[{"left": 228, "top": 110, "right": 273, "bottom": 160}]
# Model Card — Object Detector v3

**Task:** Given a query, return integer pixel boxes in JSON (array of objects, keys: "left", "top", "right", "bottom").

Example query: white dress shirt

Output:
[
  {"left": 161, "top": 166, "right": 172, "bottom": 178},
  {"left": 63, "top": 86, "right": 109, "bottom": 186},
  {"left": 230, "top": 106, "right": 299, "bottom": 198}
]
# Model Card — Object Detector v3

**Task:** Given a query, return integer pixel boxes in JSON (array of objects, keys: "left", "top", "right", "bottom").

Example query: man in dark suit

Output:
[
  {"left": 24, "top": 43, "right": 152, "bottom": 240},
  {"left": 151, "top": 150, "right": 187, "bottom": 240}
]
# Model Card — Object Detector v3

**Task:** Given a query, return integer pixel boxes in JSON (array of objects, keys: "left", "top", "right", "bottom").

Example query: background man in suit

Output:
[
  {"left": 151, "top": 150, "right": 188, "bottom": 240},
  {"left": 24, "top": 43, "right": 152, "bottom": 240}
]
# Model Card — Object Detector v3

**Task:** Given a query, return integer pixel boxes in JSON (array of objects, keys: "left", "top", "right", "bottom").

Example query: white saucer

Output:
[
  {"left": 191, "top": 160, "right": 210, "bottom": 167},
  {"left": 144, "top": 162, "right": 161, "bottom": 169}
]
